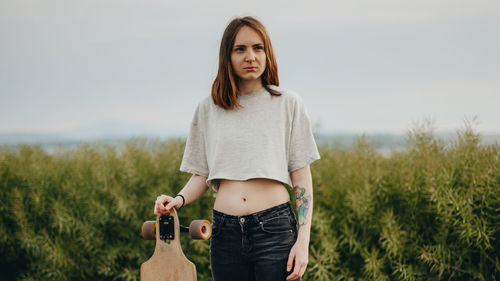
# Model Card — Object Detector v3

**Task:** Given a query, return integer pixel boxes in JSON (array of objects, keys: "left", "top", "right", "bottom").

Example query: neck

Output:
[{"left": 238, "top": 79, "right": 264, "bottom": 95}]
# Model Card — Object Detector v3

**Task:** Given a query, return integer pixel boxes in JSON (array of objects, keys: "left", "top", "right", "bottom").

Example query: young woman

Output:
[{"left": 154, "top": 16, "right": 320, "bottom": 281}]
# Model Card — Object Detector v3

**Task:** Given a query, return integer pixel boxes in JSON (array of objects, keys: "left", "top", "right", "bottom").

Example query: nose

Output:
[{"left": 245, "top": 49, "right": 256, "bottom": 62}]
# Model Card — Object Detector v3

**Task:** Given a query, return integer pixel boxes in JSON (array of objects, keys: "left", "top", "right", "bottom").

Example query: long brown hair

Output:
[{"left": 211, "top": 16, "right": 281, "bottom": 110}]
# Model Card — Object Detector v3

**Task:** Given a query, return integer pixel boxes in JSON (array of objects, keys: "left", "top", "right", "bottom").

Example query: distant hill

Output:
[{"left": 1, "top": 130, "right": 498, "bottom": 156}]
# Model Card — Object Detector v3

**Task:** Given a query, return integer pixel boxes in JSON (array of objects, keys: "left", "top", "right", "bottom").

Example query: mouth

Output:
[{"left": 244, "top": 67, "right": 257, "bottom": 71}]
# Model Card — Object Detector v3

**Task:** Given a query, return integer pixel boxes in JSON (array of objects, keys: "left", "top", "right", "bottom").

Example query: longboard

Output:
[{"left": 140, "top": 208, "right": 211, "bottom": 281}]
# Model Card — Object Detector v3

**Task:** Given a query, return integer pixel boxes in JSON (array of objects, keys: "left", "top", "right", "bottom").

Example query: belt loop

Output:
[{"left": 253, "top": 213, "right": 260, "bottom": 223}]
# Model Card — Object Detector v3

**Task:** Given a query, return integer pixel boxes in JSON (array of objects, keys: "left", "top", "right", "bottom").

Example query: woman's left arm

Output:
[{"left": 286, "top": 164, "right": 313, "bottom": 281}]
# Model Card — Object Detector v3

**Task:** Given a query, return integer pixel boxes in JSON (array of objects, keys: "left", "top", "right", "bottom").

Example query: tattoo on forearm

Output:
[{"left": 293, "top": 185, "right": 311, "bottom": 227}]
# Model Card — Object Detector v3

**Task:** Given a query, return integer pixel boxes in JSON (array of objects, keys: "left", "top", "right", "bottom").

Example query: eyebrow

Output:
[{"left": 234, "top": 43, "right": 264, "bottom": 48}]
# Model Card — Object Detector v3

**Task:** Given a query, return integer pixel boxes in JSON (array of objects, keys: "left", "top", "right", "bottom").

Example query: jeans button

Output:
[{"left": 240, "top": 218, "right": 245, "bottom": 223}]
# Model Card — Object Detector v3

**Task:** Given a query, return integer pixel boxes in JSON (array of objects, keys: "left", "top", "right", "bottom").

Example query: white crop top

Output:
[{"left": 179, "top": 85, "right": 321, "bottom": 192}]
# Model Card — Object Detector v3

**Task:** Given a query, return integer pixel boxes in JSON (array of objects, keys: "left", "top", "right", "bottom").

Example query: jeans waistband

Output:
[{"left": 213, "top": 201, "right": 293, "bottom": 224}]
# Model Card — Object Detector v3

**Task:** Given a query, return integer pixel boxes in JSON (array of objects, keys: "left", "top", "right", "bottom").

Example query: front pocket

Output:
[{"left": 259, "top": 216, "right": 294, "bottom": 234}]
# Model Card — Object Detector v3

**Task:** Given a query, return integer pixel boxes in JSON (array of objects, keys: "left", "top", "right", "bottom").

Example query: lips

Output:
[{"left": 244, "top": 67, "right": 256, "bottom": 70}]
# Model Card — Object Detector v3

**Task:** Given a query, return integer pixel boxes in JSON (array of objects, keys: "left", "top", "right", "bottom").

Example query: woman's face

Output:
[{"left": 230, "top": 26, "right": 266, "bottom": 83}]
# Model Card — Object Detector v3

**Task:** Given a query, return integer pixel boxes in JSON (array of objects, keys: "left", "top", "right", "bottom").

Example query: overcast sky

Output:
[{"left": 1, "top": 0, "right": 499, "bottom": 138}]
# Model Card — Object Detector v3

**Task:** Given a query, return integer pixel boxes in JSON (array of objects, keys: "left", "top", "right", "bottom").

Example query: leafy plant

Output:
[{"left": 0, "top": 122, "right": 498, "bottom": 280}]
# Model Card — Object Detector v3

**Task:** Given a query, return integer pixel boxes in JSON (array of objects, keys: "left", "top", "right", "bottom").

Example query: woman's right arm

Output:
[{"left": 154, "top": 174, "right": 209, "bottom": 215}]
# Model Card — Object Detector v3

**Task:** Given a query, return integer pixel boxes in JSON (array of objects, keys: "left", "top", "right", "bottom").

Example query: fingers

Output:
[
  {"left": 286, "top": 247, "right": 308, "bottom": 281},
  {"left": 286, "top": 247, "right": 295, "bottom": 272},
  {"left": 286, "top": 261, "right": 307, "bottom": 281},
  {"left": 286, "top": 262, "right": 306, "bottom": 281},
  {"left": 154, "top": 195, "right": 174, "bottom": 215},
  {"left": 164, "top": 199, "right": 178, "bottom": 211}
]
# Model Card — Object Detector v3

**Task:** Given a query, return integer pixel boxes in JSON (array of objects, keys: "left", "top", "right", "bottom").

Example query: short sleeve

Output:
[
  {"left": 179, "top": 103, "right": 209, "bottom": 177},
  {"left": 288, "top": 97, "right": 321, "bottom": 172}
]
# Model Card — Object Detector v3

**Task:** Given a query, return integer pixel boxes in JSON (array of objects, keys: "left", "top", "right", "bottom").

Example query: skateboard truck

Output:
[
  {"left": 159, "top": 214, "right": 175, "bottom": 240},
  {"left": 142, "top": 212, "right": 212, "bottom": 241},
  {"left": 158, "top": 214, "right": 191, "bottom": 240}
]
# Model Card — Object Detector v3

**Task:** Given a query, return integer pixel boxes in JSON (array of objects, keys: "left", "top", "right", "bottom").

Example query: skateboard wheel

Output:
[
  {"left": 189, "top": 220, "right": 212, "bottom": 240},
  {"left": 142, "top": 221, "right": 156, "bottom": 240}
]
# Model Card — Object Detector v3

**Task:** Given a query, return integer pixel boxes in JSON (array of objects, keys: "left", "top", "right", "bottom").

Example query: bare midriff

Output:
[{"left": 213, "top": 178, "right": 291, "bottom": 215}]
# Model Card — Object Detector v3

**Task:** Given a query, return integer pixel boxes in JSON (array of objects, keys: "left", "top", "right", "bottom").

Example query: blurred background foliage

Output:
[{"left": 0, "top": 123, "right": 498, "bottom": 280}]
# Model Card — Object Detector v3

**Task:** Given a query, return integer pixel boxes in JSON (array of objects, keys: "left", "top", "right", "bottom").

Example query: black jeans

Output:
[{"left": 210, "top": 201, "right": 301, "bottom": 281}]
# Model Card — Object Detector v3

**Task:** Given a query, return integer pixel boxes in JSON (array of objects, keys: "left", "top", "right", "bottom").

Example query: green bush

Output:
[{"left": 0, "top": 124, "right": 498, "bottom": 280}]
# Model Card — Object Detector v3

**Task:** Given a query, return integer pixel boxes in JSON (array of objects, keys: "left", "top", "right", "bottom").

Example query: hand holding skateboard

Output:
[{"left": 154, "top": 194, "right": 183, "bottom": 215}]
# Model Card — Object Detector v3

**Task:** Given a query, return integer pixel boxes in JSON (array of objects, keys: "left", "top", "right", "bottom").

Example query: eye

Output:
[
  {"left": 254, "top": 45, "right": 264, "bottom": 50},
  {"left": 234, "top": 46, "right": 245, "bottom": 52}
]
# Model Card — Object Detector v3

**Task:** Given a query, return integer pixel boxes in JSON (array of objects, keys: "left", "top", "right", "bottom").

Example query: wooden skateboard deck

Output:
[{"left": 140, "top": 208, "right": 208, "bottom": 281}]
